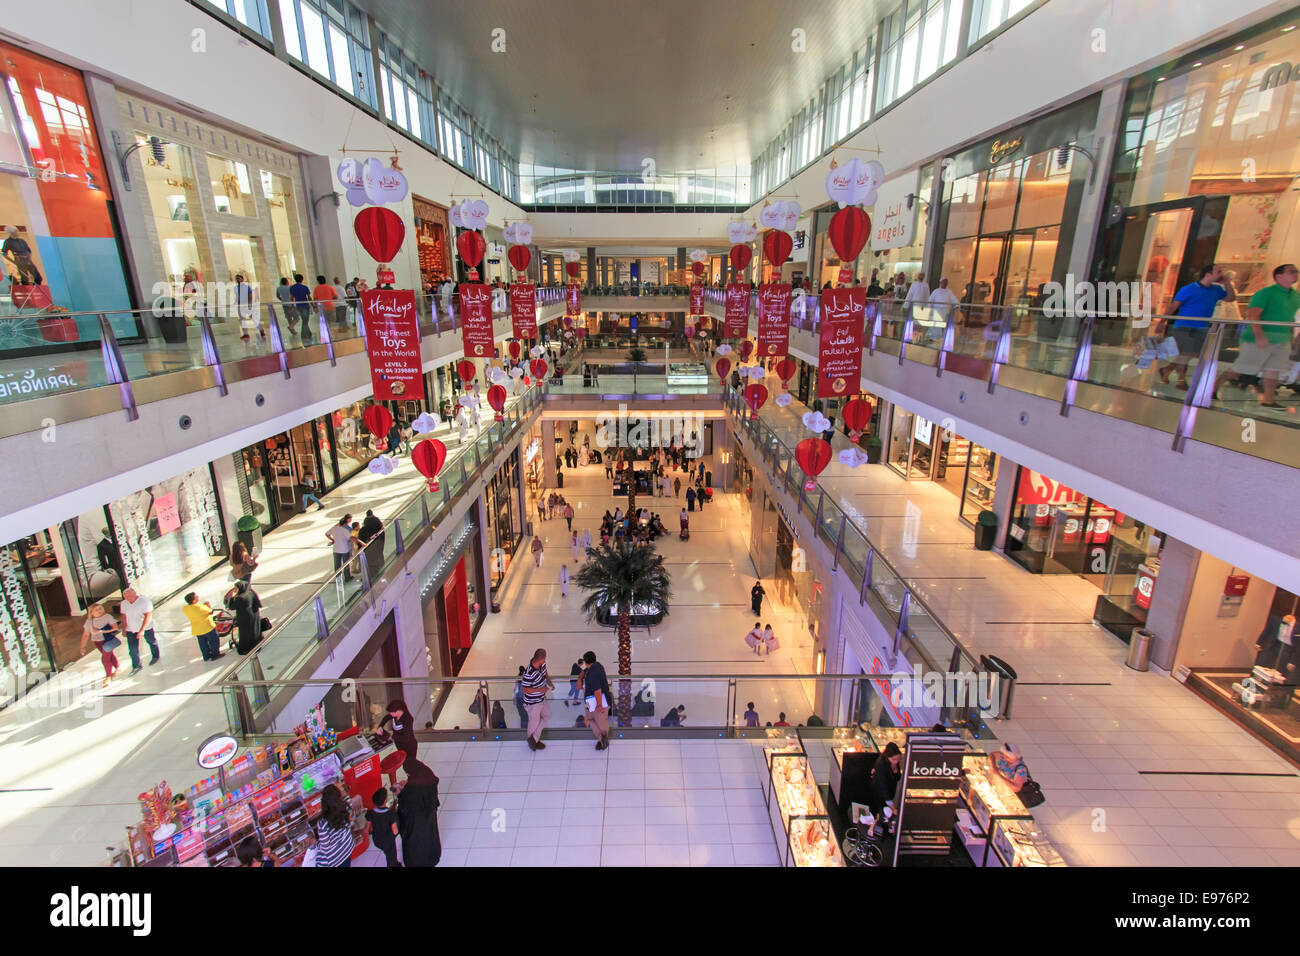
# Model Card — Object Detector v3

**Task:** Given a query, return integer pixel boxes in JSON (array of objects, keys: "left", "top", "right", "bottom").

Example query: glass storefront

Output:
[
  {"left": 485, "top": 453, "right": 522, "bottom": 605},
  {"left": 0, "top": 42, "right": 134, "bottom": 352},
  {"left": 418, "top": 512, "right": 485, "bottom": 689},
  {"left": 0, "top": 535, "right": 59, "bottom": 680},
  {"left": 1095, "top": 14, "right": 1300, "bottom": 311}
]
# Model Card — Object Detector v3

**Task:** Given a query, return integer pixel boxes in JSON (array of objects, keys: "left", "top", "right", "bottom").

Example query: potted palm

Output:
[{"left": 574, "top": 540, "right": 672, "bottom": 725}]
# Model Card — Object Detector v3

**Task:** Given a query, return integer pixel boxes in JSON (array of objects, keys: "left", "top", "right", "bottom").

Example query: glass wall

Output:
[
  {"left": 485, "top": 454, "right": 522, "bottom": 604},
  {"left": 278, "top": 0, "right": 375, "bottom": 106},
  {"left": 520, "top": 165, "right": 751, "bottom": 207},
  {"left": 203, "top": 0, "right": 274, "bottom": 40},
  {"left": 877, "top": 0, "right": 963, "bottom": 110}
]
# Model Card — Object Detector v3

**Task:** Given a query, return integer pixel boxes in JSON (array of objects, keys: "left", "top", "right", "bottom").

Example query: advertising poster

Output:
[
  {"left": 817, "top": 286, "right": 865, "bottom": 398},
  {"left": 459, "top": 283, "right": 495, "bottom": 358},
  {"left": 510, "top": 282, "right": 537, "bottom": 339},
  {"left": 689, "top": 283, "right": 703, "bottom": 314},
  {"left": 724, "top": 283, "right": 750, "bottom": 338},
  {"left": 154, "top": 493, "right": 181, "bottom": 534},
  {"left": 565, "top": 284, "right": 581, "bottom": 317},
  {"left": 361, "top": 288, "right": 425, "bottom": 400},
  {"left": 756, "top": 283, "right": 792, "bottom": 357}
]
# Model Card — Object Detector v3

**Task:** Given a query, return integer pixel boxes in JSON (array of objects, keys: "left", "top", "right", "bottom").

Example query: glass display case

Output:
[
  {"left": 787, "top": 815, "right": 844, "bottom": 867},
  {"left": 828, "top": 726, "right": 874, "bottom": 809},
  {"left": 990, "top": 816, "right": 1066, "bottom": 867},
  {"left": 765, "top": 749, "right": 844, "bottom": 867}
]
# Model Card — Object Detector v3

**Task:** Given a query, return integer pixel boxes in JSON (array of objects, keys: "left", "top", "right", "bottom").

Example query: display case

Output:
[
  {"left": 786, "top": 815, "right": 844, "bottom": 867},
  {"left": 828, "top": 727, "right": 875, "bottom": 809},
  {"left": 957, "top": 754, "right": 1045, "bottom": 866},
  {"left": 765, "top": 748, "right": 843, "bottom": 867},
  {"left": 990, "top": 816, "right": 1065, "bottom": 867}
]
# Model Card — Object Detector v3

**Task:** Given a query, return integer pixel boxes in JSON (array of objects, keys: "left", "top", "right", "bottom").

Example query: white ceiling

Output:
[{"left": 352, "top": 0, "right": 883, "bottom": 171}]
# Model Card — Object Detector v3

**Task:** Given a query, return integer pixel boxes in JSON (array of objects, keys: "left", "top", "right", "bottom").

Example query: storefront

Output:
[
  {"left": 0, "top": 538, "right": 60, "bottom": 683},
  {"left": 931, "top": 97, "right": 1099, "bottom": 315},
  {"left": 412, "top": 195, "right": 452, "bottom": 289},
  {"left": 418, "top": 512, "right": 486, "bottom": 690},
  {"left": 1094, "top": 12, "right": 1300, "bottom": 314},
  {"left": 0, "top": 42, "right": 134, "bottom": 353},
  {"left": 484, "top": 453, "right": 523, "bottom": 606},
  {"left": 882, "top": 404, "right": 999, "bottom": 523}
]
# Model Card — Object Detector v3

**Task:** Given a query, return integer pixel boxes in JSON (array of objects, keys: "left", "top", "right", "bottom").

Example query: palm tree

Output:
[{"left": 574, "top": 540, "right": 672, "bottom": 724}]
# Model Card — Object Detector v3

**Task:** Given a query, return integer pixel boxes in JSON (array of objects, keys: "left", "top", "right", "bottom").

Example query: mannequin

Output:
[{"left": 1255, "top": 613, "right": 1298, "bottom": 672}]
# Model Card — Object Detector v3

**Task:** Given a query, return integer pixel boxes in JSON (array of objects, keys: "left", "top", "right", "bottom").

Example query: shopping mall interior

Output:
[{"left": 1, "top": 0, "right": 1299, "bottom": 875}]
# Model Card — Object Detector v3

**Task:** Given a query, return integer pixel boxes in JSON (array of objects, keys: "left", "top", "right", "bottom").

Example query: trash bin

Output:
[
  {"left": 974, "top": 510, "right": 998, "bottom": 550},
  {"left": 1127, "top": 629, "right": 1153, "bottom": 672},
  {"left": 980, "top": 654, "right": 1018, "bottom": 719}
]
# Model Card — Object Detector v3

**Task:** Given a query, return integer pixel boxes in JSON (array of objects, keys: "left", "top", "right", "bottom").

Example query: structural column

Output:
[
  {"left": 587, "top": 246, "right": 596, "bottom": 286},
  {"left": 541, "top": 419, "right": 557, "bottom": 489}
]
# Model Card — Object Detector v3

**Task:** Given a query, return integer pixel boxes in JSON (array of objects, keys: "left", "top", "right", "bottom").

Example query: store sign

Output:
[
  {"left": 459, "top": 284, "right": 495, "bottom": 357},
  {"left": 690, "top": 283, "right": 703, "bottom": 314},
  {"left": 510, "top": 282, "right": 537, "bottom": 339},
  {"left": 871, "top": 172, "right": 920, "bottom": 251},
  {"left": 524, "top": 438, "right": 540, "bottom": 465},
  {"left": 817, "top": 287, "right": 865, "bottom": 398},
  {"left": 197, "top": 733, "right": 239, "bottom": 770},
  {"left": 756, "top": 283, "right": 792, "bottom": 357},
  {"left": 1261, "top": 62, "right": 1299, "bottom": 92},
  {"left": 565, "top": 284, "right": 581, "bottom": 317},
  {"left": 154, "top": 493, "right": 181, "bottom": 534},
  {"left": 989, "top": 136, "right": 1023, "bottom": 165},
  {"left": 724, "top": 283, "right": 750, "bottom": 338},
  {"left": 906, "top": 749, "right": 964, "bottom": 780},
  {"left": 361, "top": 289, "right": 426, "bottom": 400},
  {"left": 1016, "top": 469, "right": 1083, "bottom": 507},
  {"left": 1134, "top": 563, "right": 1158, "bottom": 610}
]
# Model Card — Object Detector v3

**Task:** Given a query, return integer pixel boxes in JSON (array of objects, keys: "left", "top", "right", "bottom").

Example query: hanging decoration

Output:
[
  {"left": 795, "top": 438, "right": 833, "bottom": 490},
  {"left": 456, "top": 230, "right": 487, "bottom": 268},
  {"left": 361, "top": 289, "right": 424, "bottom": 400},
  {"left": 757, "top": 280, "right": 792, "bottom": 357},
  {"left": 729, "top": 244, "right": 752, "bottom": 271},
  {"left": 775, "top": 392, "right": 794, "bottom": 408},
  {"left": 775, "top": 357, "right": 797, "bottom": 390},
  {"left": 411, "top": 412, "right": 441, "bottom": 434},
  {"left": 503, "top": 221, "right": 533, "bottom": 245},
  {"left": 824, "top": 157, "right": 885, "bottom": 208},
  {"left": 801, "top": 410, "right": 832, "bottom": 433},
  {"left": 337, "top": 156, "right": 409, "bottom": 207},
  {"left": 685, "top": 325, "right": 695, "bottom": 339},
  {"left": 566, "top": 261, "right": 582, "bottom": 278},
  {"left": 688, "top": 248, "right": 708, "bottom": 263},
  {"left": 739, "top": 340, "right": 754, "bottom": 362},
  {"left": 761, "top": 230, "right": 794, "bottom": 268},
  {"left": 530, "top": 358, "right": 548, "bottom": 379},
  {"left": 368, "top": 455, "right": 397, "bottom": 476},
  {"left": 456, "top": 359, "right": 476, "bottom": 383},
  {"left": 691, "top": 261, "right": 705, "bottom": 277},
  {"left": 743, "top": 382, "right": 769, "bottom": 418},
  {"left": 449, "top": 199, "right": 489, "bottom": 230},
  {"left": 508, "top": 340, "right": 522, "bottom": 360},
  {"left": 510, "top": 279, "right": 537, "bottom": 339},
  {"left": 507, "top": 245, "right": 531, "bottom": 273},
  {"left": 841, "top": 397, "right": 873, "bottom": 443},
  {"left": 354, "top": 207, "right": 406, "bottom": 262},
  {"left": 759, "top": 200, "right": 801, "bottom": 231},
  {"left": 487, "top": 384, "right": 507, "bottom": 421},
  {"left": 838, "top": 446, "right": 871, "bottom": 469},
  {"left": 362, "top": 404, "right": 394, "bottom": 451},
  {"left": 817, "top": 286, "right": 866, "bottom": 398},
  {"left": 827, "top": 205, "right": 871, "bottom": 266},
  {"left": 411, "top": 438, "right": 448, "bottom": 492},
  {"left": 715, "top": 358, "right": 731, "bottom": 383},
  {"left": 727, "top": 221, "right": 759, "bottom": 244},
  {"left": 715, "top": 344, "right": 733, "bottom": 355}
]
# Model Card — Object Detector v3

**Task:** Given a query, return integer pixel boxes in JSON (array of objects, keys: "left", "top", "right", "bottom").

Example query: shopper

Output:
[
  {"left": 233, "top": 273, "right": 262, "bottom": 341},
  {"left": 312, "top": 784, "right": 355, "bottom": 867},
  {"left": 332, "top": 276, "right": 349, "bottom": 326},
  {"left": 563, "top": 502, "right": 575, "bottom": 531},
  {"left": 743, "top": 702, "right": 760, "bottom": 727},
  {"left": 744, "top": 622, "right": 764, "bottom": 656},
  {"left": 660, "top": 704, "right": 686, "bottom": 727},
  {"left": 521, "top": 647, "right": 554, "bottom": 750},
  {"left": 229, "top": 541, "right": 258, "bottom": 584},
  {"left": 359, "top": 509, "right": 386, "bottom": 578},
  {"left": 377, "top": 698, "right": 420, "bottom": 782},
  {"left": 578, "top": 650, "right": 612, "bottom": 750},
  {"left": 685, "top": 486, "right": 696, "bottom": 512},
  {"left": 567, "top": 658, "right": 583, "bottom": 707},
  {"left": 774, "top": 713, "right": 790, "bottom": 727},
  {"left": 2, "top": 224, "right": 42, "bottom": 284},
  {"left": 223, "top": 580, "right": 264, "bottom": 655},
  {"left": 236, "top": 835, "right": 276, "bottom": 867},
  {"left": 300, "top": 471, "right": 325, "bottom": 511},
  {"left": 119, "top": 586, "right": 160, "bottom": 673},
  {"left": 581, "top": 527, "right": 593, "bottom": 551},
  {"left": 674, "top": 476, "right": 681, "bottom": 497},
  {"left": 490, "top": 700, "right": 508, "bottom": 729},
  {"left": 750, "top": 580, "right": 766, "bottom": 615},
  {"left": 365, "top": 787, "right": 401, "bottom": 867},
  {"left": 1214, "top": 262, "right": 1298, "bottom": 407},
  {"left": 274, "top": 276, "right": 293, "bottom": 324},
  {"left": 397, "top": 758, "right": 442, "bottom": 867},
  {"left": 513, "top": 665, "right": 529, "bottom": 728},
  {"left": 327, "top": 514, "right": 354, "bottom": 581},
  {"left": 1156, "top": 264, "right": 1237, "bottom": 388},
  {"left": 559, "top": 563, "right": 570, "bottom": 598},
  {"left": 869, "top": 742, "right": 903, "bottom": 816},
  {"left": 289, "top": 273, "right": 313, "bottom": 326},
  {"left": 569, "top": 530, "right": 581, "bottom": 562},
  {"left": 763, "top": 624, "right": 778, "bottom": 655},
  {"left": 182, "top": 592, "right": 224, "bottom": 662},
  {"left": 80, "top": 602, "right": 120, "bottom": 686}
]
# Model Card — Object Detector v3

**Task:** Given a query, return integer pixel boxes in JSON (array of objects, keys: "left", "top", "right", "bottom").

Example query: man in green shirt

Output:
[{"left": 1215, "top": 263, "right": 1299, "bottom": 408}]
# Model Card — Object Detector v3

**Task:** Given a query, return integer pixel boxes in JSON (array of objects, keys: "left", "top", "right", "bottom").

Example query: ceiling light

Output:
[
  {"left": 1192, "top": 62, "right": 1203, "bottom": 67},
  {"left": 1284, "top": 25, "right": 1296, "bottom": 32},
  {"left": 1156, "top": 76, "right": 1166, "bottom": 82},
  {"left": 1234, "top": 44, "right": 1245, "bottom": 50}
]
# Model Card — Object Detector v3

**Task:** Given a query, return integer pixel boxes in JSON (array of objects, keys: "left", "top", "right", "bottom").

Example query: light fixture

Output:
[
  {"left": 1234, "top": 44, "right": 1245, "bottom": 50},
  {"left": 111, "top": 132, "right": 169, "bottom": 191},
  {"left": 1284, "top": 25, "right": 1296, "bottom": 32},
  {"left": 1156, "top": 76, "right": 1166, "bottom": 82},
  {"left": 1192, "top": 62, "right": 1203, "bottom": 67}
]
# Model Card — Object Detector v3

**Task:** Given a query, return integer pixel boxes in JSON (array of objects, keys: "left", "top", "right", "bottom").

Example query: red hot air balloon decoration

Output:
[
  {"left": 739, "top": 339, "right": 755, "bottom": 362},
  {"left": 456, "top": 359, "right": 476, "bottom": 384},
  {"left": 762, "top": 230, "right": 793, "bottom": 268},
  {"left": 354, "top": 207, "right": 406, "bottom": 262},
  {"left": 715, "top": 358, "right": 731, "bottom": 383},
  {"left": 530, "top": 358, "right": 548, "bottom": 379},
  {"left": 507, "top": 244, "right": 531, "bottom": 273},
  {"left": 744, "top": 383, "right": 768, "bottom": 419},
  {"left": 691, "top": 261, "right": 705, "bottom": 277},
  {"left": 565, "top": 262, "right": 581, "bottom": 278},
  {"left": 508, "top": 340, "right": 522, "bottom": 360},
  {"left": 795, "top": 438, "right": 833, "bottom": 490},
  {"left": 411, "top": 438, "right": 448, "bottom": 492},
  {"left": 685, "top": 325, "right": 695, "bottom": 339},
  {"left": 729, "top": 244, "right": 752, "bottom": 271},
  {"left": 456, "top": 230, "right": 486, "bottom": 268},
  {"left": 827, "top": 206, "right": 871, "bottom": 265},
  {"left": 775, "top": 357, "right": 797, "bottom": 390},
  {"left": 841, "top": 397, "right": 873, "bottom": 444},
  {"left": 362, "top": 404, "right": 393, "bottom": 452},
  {"left": 487, "top": 384, "right": 507, "bottom": 421}
]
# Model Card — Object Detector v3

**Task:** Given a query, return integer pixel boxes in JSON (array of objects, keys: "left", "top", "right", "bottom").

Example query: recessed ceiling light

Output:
[
  {"left": 1234, "top": 44, "right": 1245, "bottom": 50},
  {"left": 1284, "top": 25, "right": 1296, "bottom": 32},
  {"left": 1156, "top": 76, "right": 1166, "bottom": 82},
  {"left": 1192, "top": 62, "right": 1203, "bottom": 67}
]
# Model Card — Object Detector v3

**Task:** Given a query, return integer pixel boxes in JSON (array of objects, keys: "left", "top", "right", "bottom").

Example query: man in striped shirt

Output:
[{"left": 521, "top": 647, "right": 554, "bottom": 750}]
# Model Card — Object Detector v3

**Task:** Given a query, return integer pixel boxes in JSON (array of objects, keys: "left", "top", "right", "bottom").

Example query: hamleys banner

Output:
[
  {"left": 756, "top": 283, "right": 792, "bottom": 357},
  {"left": 459, "top": 283, "right": 494, "bottom": 357},
  {"left": 817, "top": 286, "right": 865, "bottom": 398},
  {"left": 724, "top": 283, "right": 750, "bottom": 338},
  {"left": 510, "top": 282, "right": 537, "bottom": 339},
  {"left": 690, "top": 283, "right": 703, "bottom": 314},
  {"left": 565, "top": 284, "right": 581, "bottom": 317},
  {"left": 361, "top": 289, "right": 425, "bottom": 400}
]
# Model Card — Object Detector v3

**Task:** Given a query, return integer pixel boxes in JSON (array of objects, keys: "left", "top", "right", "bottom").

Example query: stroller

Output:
[
  {"left": 679, "top": 517, "right": 690, "bottom": 541},
  {"left": 214, "top": 609, "right": 237, "bottom": 654}
]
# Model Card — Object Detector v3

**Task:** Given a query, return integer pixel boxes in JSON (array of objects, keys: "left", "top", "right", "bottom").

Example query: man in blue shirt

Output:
[
  {"left": 1158, "top": 264, "right": 1235, "bottom": 389},
  {"left": 289, "top": 272, "right": 312, "bottom": 329}
]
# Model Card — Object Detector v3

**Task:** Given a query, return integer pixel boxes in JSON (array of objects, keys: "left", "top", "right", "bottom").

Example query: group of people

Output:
[
  {"left": 744, "top": 621, "right": 779, "bottom": 656},
  {"left": 326, "top": 510, "right": 387, "bottom": 581},
  {"left": 512, "top": 647, "right": 613, "bottom": 750},
  {"left": 599, "top": 506, "right": 668, "bottom": 545}
]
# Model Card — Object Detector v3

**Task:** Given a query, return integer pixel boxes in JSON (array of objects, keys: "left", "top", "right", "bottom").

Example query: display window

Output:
[
  {"left": 0, "top": 42, "right": 134, "bottom": 351},
  {"left": 0, "top": 534, "right": 59, "bottom": 679},
  {"left": 332, "top": 399, "right": 382, "bottom": 476},
  {"left": 486, "top": 454, "right": 522, "bottom": 602},
  {"left": 957, "top": 441, "right": 999, "bottom": 525},
  {"left": 413, "top": 195, "right": 452, "bottom": 288},
  {"left": 418, "top": 514, "right": 485, "bottom": 687},
  {"left": 886, "top": 406, "right": 937, "bottom": 480}
]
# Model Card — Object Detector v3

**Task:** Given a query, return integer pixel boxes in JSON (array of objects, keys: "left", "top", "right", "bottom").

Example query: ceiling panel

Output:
[{"left": 351, "top": 0, "right": 885, "bottom": 170}]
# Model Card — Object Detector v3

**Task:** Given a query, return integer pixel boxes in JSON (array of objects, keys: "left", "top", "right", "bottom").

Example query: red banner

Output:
[
  {"left": 361, "top": 289, "right": 425, "bottom": 400},
  {"left": 565, "top": 284, "right": 581, "bottom": 317},
  {"left": 817, "top": 287, "right": 866, "bottom": 398},
  {"left": 459, "top": 283, "right": 494, "bottom": 358},
  {"left": 1016, "top": 469, "right": 1084, "bottom": 507},
  {"left": 724, "top": 283, "right": 750, "bottom": 338},
  {"left": 510, "top": 282, "right": 537, "bottom": 339},
  {"left": 690, "top": 283, "right": 703, "bottom": 314},
  {"left": 756, "top": 283, "right": 792, "bottom": 358}
]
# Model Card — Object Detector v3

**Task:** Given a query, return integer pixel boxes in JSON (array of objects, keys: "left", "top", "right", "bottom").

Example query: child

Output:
[{"left": 365, "top": 787, "right": 401, "bottom": 867}]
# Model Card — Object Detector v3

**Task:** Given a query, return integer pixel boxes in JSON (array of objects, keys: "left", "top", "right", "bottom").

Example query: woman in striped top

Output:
[{"left": 312, "top": 785, "right": 355, "bottom": 867}]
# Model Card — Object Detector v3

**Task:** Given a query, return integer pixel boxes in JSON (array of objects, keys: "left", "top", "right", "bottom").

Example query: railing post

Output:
[
  {"left": 358, "top": 548, "right": 373, "bottom": 591},
  {"left": 421, "top": 495, "right": 431, "bottom": 526},
  {"left": 815, "top": 489, "right": 824, "bottom": 528},
  {"left": 798, "top": 474, "right": 808, "bottom": 514},
  {"left": 891, "top": 591, "right": 911, "bottom": 669},
  {"left": 97, "top": 313, "right": 138, "bottom": 421},
  {"left": 898, "top": 310, "right": 915, "bottom": 366},
  {"left": 987, "top": 312, "right": 1012, "bottom": 393},
  {"left": 393, "top": 519, "right": 405, "bottom": 555},
  {"left": 1059, "top": 314, "right": 1095, "bottom": 416},
  {"left": 833, "top": 514, "right": 846, "bottom": 572},
  {"left": 859, "top": 546, "right": 874, "bottom": 605},
  {"left": 267, "top": 306, "right": 290, "bottom": 379},
  {"left": 936, "top": 307, "right": 956, "bottom": 377},
  {"left": 313, "top": 594, "right": 329, "bottom": 643},
  {"left": 868, "top": 303, "right": 882, "bottom": 356},
  {"left": 198, "top": 315, "right": 229, "bottom": 396},
  {"left": 1172, "top": 323, "right": 1223, "bottom": 452},
  {"left": 318, "top": 303, "right": 336, "bottom": 366}
]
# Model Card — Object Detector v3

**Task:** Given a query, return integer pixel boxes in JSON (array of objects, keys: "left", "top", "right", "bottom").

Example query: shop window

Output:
[
  {"left": 136, "top": 136, "right": 204, "bottom": 289},
  {"left": 206, "top": 154, "right": 257, "bottom": 218},
  {"left": 203, "top": 0, "right": 273, "bottom": 39}
]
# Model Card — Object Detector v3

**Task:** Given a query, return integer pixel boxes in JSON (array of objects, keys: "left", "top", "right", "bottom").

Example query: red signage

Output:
[
  {"left": 1134, "top": 563, "right": 1158, "bottom": 610},
  {"left": 817, "top": 287, "right": 865, "bottom": 398},
  {"left": 1015, "top": 469, "right": 1084, "bottom": 507},
  {"left": 565, "top": 284, "right": 581, "bottom": 317},
  {"left": 690, "top": 283, "right": 703, "bottom": 314},
  {"left": 756, "top": 283, "right": 792, "bottom": 357},
  {"left": 510, "top": 282, "right": 537, "bottom": 339},
  {"left": 837, "top": 265, "right": 854, "bottom": 285},
  {"left": 459, "top": 283, "right": 494, "bottom": 358},
  {"left": 724, "top": 283, "right": 750, "bottom": 338},
  {"left": 361, "top": 289, "right": 425, "bottom": 400}
]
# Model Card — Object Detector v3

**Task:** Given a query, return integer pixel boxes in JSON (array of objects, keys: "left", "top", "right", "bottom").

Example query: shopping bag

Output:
[
  {"left": 1156, "top": 337, "right": 1180, "bottom": 361},
  {"left": 1133, "top": 337, "right": 1159, "bottom": 370},
  {"left": 1284, "top": 361, "right": 1300, "bottom": 386}
]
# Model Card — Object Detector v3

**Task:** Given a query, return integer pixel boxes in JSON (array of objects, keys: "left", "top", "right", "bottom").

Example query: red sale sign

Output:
[
  {"left": 756, "top": 283, "right": 792, "bottom": 358},
  {"left": 361, "top": 289, "right": 425, "bottom": 400},
  {"left": 565, "top": 284, "right": 581, "bottom": 317},
  {"left": 817, "top": 286, "right": 865, "bottom": 398},
  {"left": 690, "top": 283, "right": 703, "bottom": 314},
  {"left": 510, "top": 282, "right": 537, "bottom": 339},
  {"left": 1016, "top": 469, "right": 1083, "bottom": 507},
  {"left": 724, "top": 283, "right": 750, "bottom": 338},
  {"left": 459, "top": 283, "right": 494, "bottom": 358}
]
